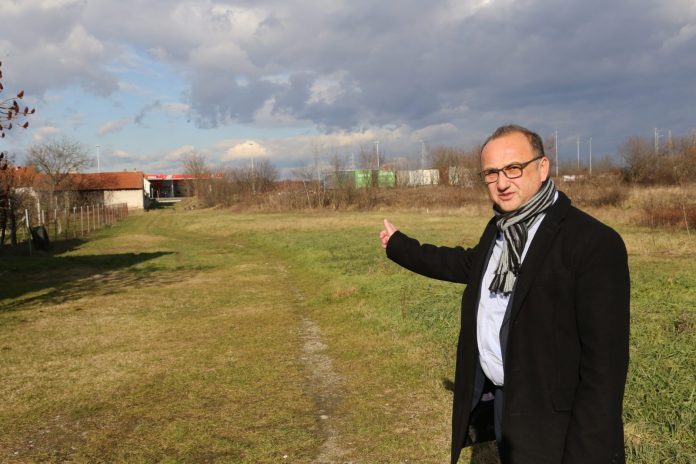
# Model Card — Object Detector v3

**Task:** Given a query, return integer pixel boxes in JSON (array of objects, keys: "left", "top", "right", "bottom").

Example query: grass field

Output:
[{"left": 1, "top": 206, "right": 694, "bottom": 463}]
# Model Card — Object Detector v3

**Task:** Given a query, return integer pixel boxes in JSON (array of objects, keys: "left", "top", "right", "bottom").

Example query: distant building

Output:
[
  {"left": 9, "top": 168, "right": 151, "bottom": 210},
  {"left": 447, "top": 166, "right": 475, "bottom": 187},
  {"left": 396, "top": 169, "right": 440, "bottom": 186},
  {"left": 324, "top": 169, "right": 397, "bottom": 189},
  {"left": 69, "top": 171, "right": 150, "bottom": 210},
  {"left": 145, "top": 173, "right": 224, "bottom": 199},
  {"left": 561, "top": 174, "right": 586, "bottom": 182}
]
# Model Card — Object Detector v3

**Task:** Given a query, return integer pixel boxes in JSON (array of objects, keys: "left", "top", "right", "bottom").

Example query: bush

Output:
[
  {"left": 636, "top": 192, "right": 696, "bottom": 230},
  {"left": 556, "top": 174, "right": 628, "bottom": 208}
]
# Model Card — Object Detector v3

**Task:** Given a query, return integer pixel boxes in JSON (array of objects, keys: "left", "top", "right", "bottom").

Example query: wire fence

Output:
[{"left": 10, "top": 203, "right": 129, "bottom": 253}]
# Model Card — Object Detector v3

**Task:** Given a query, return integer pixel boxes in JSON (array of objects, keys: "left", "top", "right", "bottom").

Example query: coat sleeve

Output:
[
  {"left": 563, "top": 227, "right": 630, "bottom": 463},
  {"left": 385, "top": 230, "right": 480, "bottom": 284}
]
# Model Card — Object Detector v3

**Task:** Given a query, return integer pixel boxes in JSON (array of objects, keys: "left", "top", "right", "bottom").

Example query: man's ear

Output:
[{"left": 539, "top": 156, "right": 550, "bottom": 181}]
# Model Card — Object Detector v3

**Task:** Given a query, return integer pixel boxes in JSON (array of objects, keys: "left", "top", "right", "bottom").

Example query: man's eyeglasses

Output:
[{"left": 479, "top": 155, "right": 544, "bottom": 184}]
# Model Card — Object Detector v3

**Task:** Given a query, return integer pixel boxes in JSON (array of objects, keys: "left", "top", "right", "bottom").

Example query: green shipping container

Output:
[
  {"left": 349, "top": 169, "right": 396, "bottom": 188},
  {"left": 377, "top": 170, "right": 396, "bottom": 187},
  {"left": 355, "top": 170, "right": 372, "bottom": 188}
]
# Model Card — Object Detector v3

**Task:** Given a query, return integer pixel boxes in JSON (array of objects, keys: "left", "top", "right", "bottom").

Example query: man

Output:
[{"left": 379, "top": 125, "right": 630, "bottom": 464}]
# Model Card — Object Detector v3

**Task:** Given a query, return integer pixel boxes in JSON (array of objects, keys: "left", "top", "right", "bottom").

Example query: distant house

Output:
[
  {"left": 68, "top": 171, "right": 150, "bottom": 210},
  {"left": 5, "top": 168, "right": 151, "bottom": 212}
]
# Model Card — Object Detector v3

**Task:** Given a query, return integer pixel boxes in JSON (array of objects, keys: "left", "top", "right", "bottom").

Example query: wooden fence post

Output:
[{"left": 25, "top": 209, "right": 32, "bottom": 256}]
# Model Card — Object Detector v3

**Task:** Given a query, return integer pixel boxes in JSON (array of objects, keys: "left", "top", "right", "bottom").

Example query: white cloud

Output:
[
  {"left": 307, "top": 72, "right": 351, "bottom": 105},
  {"left": 98, "top": 118, "right": 131, "bottom": 136},
  {"left": 112, "top": 149, "right": 135, "bottom": 160},
  {"left": 662, "top": 22, "right": 696, "bottom": 50},
  {"left": 133, "top": 100, "right": 189, "bottom": 124},
  {"left": 0, "top": 0, "right": 81, "bottom": 14},
  {"left": 161, "top": 102, "right": 190, "bottom": 113},
  {"left": 223, "top": 141, "right": 268, "bottom": 160},
  {"left": 253, "top": 97, "right": 307, "bottom": 127},
  {"left": 32, "top": 126, "right": 61, "bottom": 142},
  {"left": 40, "top": 0, "right": 82, "bottom": 9},
  {"left": 63, "top": 24, "right": 104, "bottom": 57},
  {"left": 117, "top": 81, "right": 150, "bottom": 95},
  {"left": 411, "top": 123, "right": 463, "bottom": 143},
  {"left": 165, "top": 144, "right": 197, "bottom": 161},
  {"left": 189, "top": 42, "right": 250, "bottom": 73}
]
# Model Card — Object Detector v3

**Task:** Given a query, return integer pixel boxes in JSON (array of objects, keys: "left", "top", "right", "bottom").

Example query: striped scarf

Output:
[{"left": 489, "top": 179, "right": 556, "bottom": 295}]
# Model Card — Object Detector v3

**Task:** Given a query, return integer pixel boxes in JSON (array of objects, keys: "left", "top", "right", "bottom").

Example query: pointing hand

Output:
[{"left": 380, "top": 218, "right": 398, "bottom": 249}]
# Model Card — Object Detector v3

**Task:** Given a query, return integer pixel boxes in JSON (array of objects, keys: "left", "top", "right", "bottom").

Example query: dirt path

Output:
[{"left": 286, "top": 276, "right": 352, "bottom": 463}]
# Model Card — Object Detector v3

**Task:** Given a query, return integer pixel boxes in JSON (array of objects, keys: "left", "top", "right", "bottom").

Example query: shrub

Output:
[
  {"left": 556, "top": 174, "right": 628, "bottom": 208},
  {"left": 636, "top": 192, "right": 696, "bottom": 231}
]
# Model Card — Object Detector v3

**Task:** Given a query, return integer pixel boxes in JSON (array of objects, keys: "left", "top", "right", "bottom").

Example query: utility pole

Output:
[
  {"left": 554, "top": 130, "right": 558, "bottom": 178},
  {"left": 654, "top": 127, "right": 663, "bottom": 154},
  {"left": 589, "top": 137, "right": 592, "bottom": 176},
  {"left": 248, "top": 142, "right": 255, "bottom": 195},
  {"left": 576, "top": 136, "right": 580, "bottom": 170}
]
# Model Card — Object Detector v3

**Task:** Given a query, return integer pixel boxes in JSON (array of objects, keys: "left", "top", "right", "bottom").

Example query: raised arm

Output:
[{"left": 380, "top": 218, "right": 481, "bottom": 284}]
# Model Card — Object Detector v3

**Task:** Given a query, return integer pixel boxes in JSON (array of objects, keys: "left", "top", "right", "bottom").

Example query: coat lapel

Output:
[
  {"left": 472, "top": 219, "right": 498, "bottom": 296},
  {"left": 505, "top": 192, "right": 571, "bottom": 326}
]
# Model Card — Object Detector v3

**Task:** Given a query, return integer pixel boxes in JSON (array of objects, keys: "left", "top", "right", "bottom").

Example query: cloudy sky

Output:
[{"left": 1, "top": 0, "right": 694, "bottom": 175}]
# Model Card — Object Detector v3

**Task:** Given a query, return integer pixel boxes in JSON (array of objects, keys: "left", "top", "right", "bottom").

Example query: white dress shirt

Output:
[{"left": 476, "top": 209, "right": 549, "bottom": 386}]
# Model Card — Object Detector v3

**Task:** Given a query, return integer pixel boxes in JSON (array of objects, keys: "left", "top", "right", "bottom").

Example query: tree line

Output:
[
  {"left": 176, "top": 130, "right": 696, "bottom": 211},
  {"left": 619, "top": 133, "right": 696, "bottom": 185}
]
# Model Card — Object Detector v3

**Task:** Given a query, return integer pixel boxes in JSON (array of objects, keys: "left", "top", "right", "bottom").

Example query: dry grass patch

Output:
[{"left": 0, "top": 216, "right": 321, "bottom": 463}]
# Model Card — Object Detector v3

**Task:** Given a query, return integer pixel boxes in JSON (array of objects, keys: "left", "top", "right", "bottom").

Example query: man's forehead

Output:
[{"left": 481, "top": 133, "right": 534, "bottom": 166}]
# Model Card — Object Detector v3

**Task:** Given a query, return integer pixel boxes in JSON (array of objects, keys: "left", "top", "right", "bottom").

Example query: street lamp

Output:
[{"left": 248, "top": 141, "right": 255, "bottom": 171}]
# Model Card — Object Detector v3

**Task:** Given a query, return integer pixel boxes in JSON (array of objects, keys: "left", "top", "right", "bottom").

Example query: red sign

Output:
[{"left": 145, "top": 173, "right": 224, "bottom": 180}]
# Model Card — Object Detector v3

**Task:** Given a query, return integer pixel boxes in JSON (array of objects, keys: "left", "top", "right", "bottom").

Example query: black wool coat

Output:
[{"left": 386, "top": 192, "right": 630, "bottom": 464}]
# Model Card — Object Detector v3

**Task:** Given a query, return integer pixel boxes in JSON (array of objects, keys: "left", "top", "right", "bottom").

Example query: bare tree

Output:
[
  {"left": 327, "top": 151, "right": 358, "bottom": 208},
  {"left": 619, "top": 136, "right": 656, "bottom": 184},
  {"left": 669, "top": 135, "right": 696, "bottom": 185},
  {"left": 182, "top": 150, "right": 211, "bottom": 202},
  {"left": 226, "top": 159, "right": 278, "bottom": 200},
  {"left": 357, "top": 143, "right": 384, "bottom": 170},
  {"left": 309, "top": 140, "right": 328, "bottom": 205},
  {"left": 25, "top": 136, "right": 92, "bottom": 209},
  {"left": 430, "top": 146, "right": 478, "bottom": 186},
  {"left": 0, "top": 155, "right": 37, "bottom": 246},
  {"left": 292, "top": 163, "right": 317, "bottom": 208},
  {"left": 253, "top": 159, "right": 278, "bottom": 193}
]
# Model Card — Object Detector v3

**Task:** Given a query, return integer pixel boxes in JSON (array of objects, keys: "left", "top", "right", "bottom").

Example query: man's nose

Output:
[{"left": 495, "top": 173, "right": 510, "bottom": 190}]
